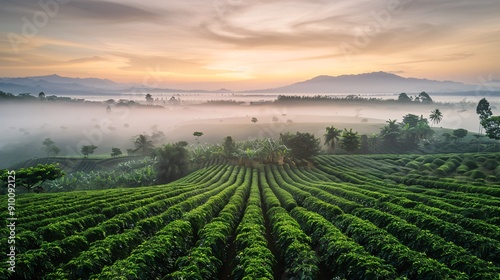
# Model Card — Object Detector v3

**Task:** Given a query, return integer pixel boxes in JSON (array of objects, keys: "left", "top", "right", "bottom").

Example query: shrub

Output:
[
  {"left": 486, "top": 175, "right": 498, "bottom": 182},
  {"left": 470, "top": 170, "right": 487, "bottom": 179},
  {"left": 405, "top": 161, "right": 420, "bottom": 170},
  {"left": 449, "top": 155, "right": 462, "bottom": 162},
  {"left": 482, "top": 159, "right": 498, "bottom": 170},
  {"left": 456, "top": 165, "right": 469, "bottom": 174},
  {"left": 462, "top": 159, "right": 478, "bottom": 169},
  {"left": 432, "top": 158, "right": 446, "bottom": 166},
  {"left": 415, "top": 156, "right": 427, "bottom": 162},
  {"left": 475, "top": 156, "right": 487, "bottom": 163}
]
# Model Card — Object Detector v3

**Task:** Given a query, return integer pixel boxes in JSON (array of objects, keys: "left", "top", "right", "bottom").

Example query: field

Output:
[{"left": 2, "top": 153, "right": 500, "bottom": 279}]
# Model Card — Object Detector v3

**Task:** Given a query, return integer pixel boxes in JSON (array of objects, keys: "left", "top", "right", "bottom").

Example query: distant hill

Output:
[
  {"left": 0, "top": 75, "right": 126, "bottom": 95},
  {"left": 1, "top": 72, "right": 497, "bottom": 96},
  {"left": 0, "top": 74, "right": 232, "bottom": 95},
  {"left": 245, "top": 72, "right": 479, "bottom": 93}
]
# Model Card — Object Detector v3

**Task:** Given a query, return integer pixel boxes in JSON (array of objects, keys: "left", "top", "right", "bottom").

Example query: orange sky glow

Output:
[{"left": 1, "top": 0, "right": 500, "bottom": 90}]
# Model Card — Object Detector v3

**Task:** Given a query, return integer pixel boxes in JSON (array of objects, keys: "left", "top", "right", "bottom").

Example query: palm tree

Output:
[
  {"left": 380, "top": 119, "right": 400, "bottom": 146},
  {"left": 429, "top": 109, "right": 443, "bottom": 127},
  {"left": 154, "top": 143, "right": 189, "bottom": 183},
  {"left": 323, "top": 126, "right": 342, "bottom": 151},
  {"left": 133, "top": 134, "right": 154, "bottom": 155}
]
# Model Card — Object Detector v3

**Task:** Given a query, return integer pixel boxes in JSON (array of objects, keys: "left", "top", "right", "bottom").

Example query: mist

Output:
[{"left": 0, "top": 97, "right": 486, "bottom": 168}]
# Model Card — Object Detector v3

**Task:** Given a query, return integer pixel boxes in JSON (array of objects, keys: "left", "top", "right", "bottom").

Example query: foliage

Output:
[
  {"left": 429, "top": 109, "right": 443, "bottom": 126},
  {"left": 398, "top": 92, "right": 412, "bottom": 102},
  {"left": 380, "top": 119, "right": 400, "bottom": 146},
  {"left": 340, "top": 128, "right": 361, "bottom": 153},
  {"left": 132, "top": 134, "right": 154, "bottom": 156},
  {"left": 280, "top": 132, "right": 320, "bottom": 160},
  {"left": 81, "top": 145, "right": 97, "bottom": 158},
  {"left": 453, "top": 128, "right": 468, "bottom": 141},
  {"left": 110, "top": 147, "right": 122, "bottom": 157},
  {"left": 222, "top": 136, "right": 237, "bottom": 157},
  {"left": 4, "top": 154, "right": 500, "bottom": 280},
  {"left": 154, "top": 142, "right": 189, "bottom": 184},
  {"left": 44, "top": 159, "right": 156, "bottom": 191},
  {"left": 482, "top": 116, "right": 500, "bottom": 140},
  {"left": 2, "top": 164, "right": 64, "bottom": 192},
  {"left": 418, "top": 91, "right": 433, "bottom": 103},
  {"left": 41, "top": 138, "right": 60, "bottom": 157},
  {"left": 477, "top": 98, "right": 493, "bottom": 122},
  {"left": 193, "top": 131, "right": 204, "bottom": 144},
  {"left": 324, "top": 126, "right": 342, "bottom": 151}
]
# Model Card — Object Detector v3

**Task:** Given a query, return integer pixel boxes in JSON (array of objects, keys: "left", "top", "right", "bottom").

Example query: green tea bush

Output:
[
  {"left": 483, "top": 159, "right": 499, "bottom": 170},
  {"left": 469, "top": 170, "right": 487, "bottom": 179}
]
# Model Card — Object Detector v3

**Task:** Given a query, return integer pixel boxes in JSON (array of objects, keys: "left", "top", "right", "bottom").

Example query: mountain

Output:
[
  {"left": 246, "top": 72, "right": 478, "bottom": 93},
  {"left": 0, "top": 75, "right": 127, "bottom": 95},
  {"left": 0, "top": 72, "right": 493, "bottom": 96}
]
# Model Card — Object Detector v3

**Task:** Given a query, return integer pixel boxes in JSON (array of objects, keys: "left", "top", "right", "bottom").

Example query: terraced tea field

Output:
[{"left": 2, "top": 153, "right": 500, "bottom": 279}]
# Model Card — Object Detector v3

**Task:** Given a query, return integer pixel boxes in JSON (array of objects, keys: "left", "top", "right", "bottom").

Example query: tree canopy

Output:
[
  {"left": 429, "top": 109, "right": 443, "bottom": 126},
  {"left": 453, "top": 128, "right": 468, "bottom": 141},
  {"left": 340, "top": 128, "right": 361, "bottom": 153},
  {"left": 476, "top": 98, "right": 493, "bottom": 122},
  {"left": 133, "top": 134, "right": 154, "bottom": 156},
  {"left": 324, "top": 126, "right": 342, "bottom": 151},
  {"left": 41, "top": 138, "right": 60, "bottom": 157},
  {"left": 1, "top": 164, "right": 65, "bottom": 192},
  {"left": 81, "top": 145, "right": 98, "bottom": 158},
  {"left": 280, "top": 132, "right": 320, "bottom": 160},
  {"left": 154, "top": 142, "right": 190, "bottom": 184},
  {"left": 482, "top": 116, "right": 500, "bottom": 140}
]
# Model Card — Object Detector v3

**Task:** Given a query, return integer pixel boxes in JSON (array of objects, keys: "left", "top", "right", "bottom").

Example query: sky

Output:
[{"left": 1, "top": 0, "right": 500, "bottom": 90}]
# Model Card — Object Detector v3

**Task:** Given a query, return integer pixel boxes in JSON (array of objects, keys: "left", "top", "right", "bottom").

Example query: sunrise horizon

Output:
[{"left": 1, "top": 1, "right": 500, "bottom": 91}]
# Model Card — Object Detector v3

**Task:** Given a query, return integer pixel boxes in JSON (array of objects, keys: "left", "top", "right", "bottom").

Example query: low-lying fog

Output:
[{"left": 0, "top": 97, "right": 489, "bottom": 168}]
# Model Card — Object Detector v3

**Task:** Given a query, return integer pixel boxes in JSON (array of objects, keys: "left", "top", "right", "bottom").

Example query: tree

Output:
[
  {"left": 453, "top": 128, "right": 468, "bottom": 142},
  {"left": 145, "top": 93, "right": 153, "bottom": 104},
  {"left": 154, "top": 142, "right": 189, "bottom": 184},
  {"left": 442, "top": 132, "right": 451, "bottom": 142},
  {"left": 133, "top": 134, "right": 154, "bottom": 156},
  {"left": 1, "top": 164, "right": 64, "bottom": 192},
  {"left": 397, "top": 93, "right": 412, "bottom": 102},
  {"left": 41, "top": 138, "right": 60, "bottom": 156},
  {"left": 340, "top": 128, "right": 361, "bottom": 153},
  {"left": 251, "top": 117, "right": 258, "bottom": 124},
  {"left": 259, "top": 138, "right": 288, "bottom": 163},
  {"left": 402, "top": 114, "right": 420, "bottom": 128},
  {"left": 380, "top": 119, "right": 400, "bottom": 146},
  {"left": 323, "top": 126, "right": 342, "bottom": 151},
  {"left": 193, "top": 131, "right": 203, "bottom": 145},
  {"left": 360, "top": 135, "right": 370, "bottom": 153},
  {"left": 81, "top": 145, "right": 97, "bottom": 158},
  {"left": 477, "top": 98, "right": 493, "bottom": 133},
  {"left": 280, "top": 132, "right": 320, "bottom": 160},
  {"left": 111, "top": 147, "right": 122, "bottom": 157},
  {"left": 222, "top": 136, "right": 236, "bottom": 158},
  {"left": 482, "top": 116, "right": 500, "bottom": 140},
  {"left": 429, "top": 109, "right": 443, "bottom": 126},
  {"left": 418, "top": 91, "right": 433, "bottom": 103}
]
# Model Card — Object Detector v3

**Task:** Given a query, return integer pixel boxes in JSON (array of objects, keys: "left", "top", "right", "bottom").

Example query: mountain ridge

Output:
[{"left": 0, "top": 72, "right": 492, "bottom": 95}]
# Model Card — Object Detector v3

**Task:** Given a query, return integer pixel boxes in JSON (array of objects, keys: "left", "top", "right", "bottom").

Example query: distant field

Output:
[{"left": 1, "top": 153, "right": 500, "bottom": 279}]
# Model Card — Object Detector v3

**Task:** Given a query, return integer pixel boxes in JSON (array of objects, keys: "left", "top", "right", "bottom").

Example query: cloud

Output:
[
  {"left": 115, "top": 53, "right": 238, "bottom": 75},
  {"left": 0, "top": 0, "right": 499, "bottom": 85},
  {"left": 67, "top": 56, "right": 107, "bottom": 64}
]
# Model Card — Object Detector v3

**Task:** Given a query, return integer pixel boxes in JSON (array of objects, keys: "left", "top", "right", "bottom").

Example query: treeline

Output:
[{"left": 274, "top": 91, "right": 435, "bottom": 104}]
